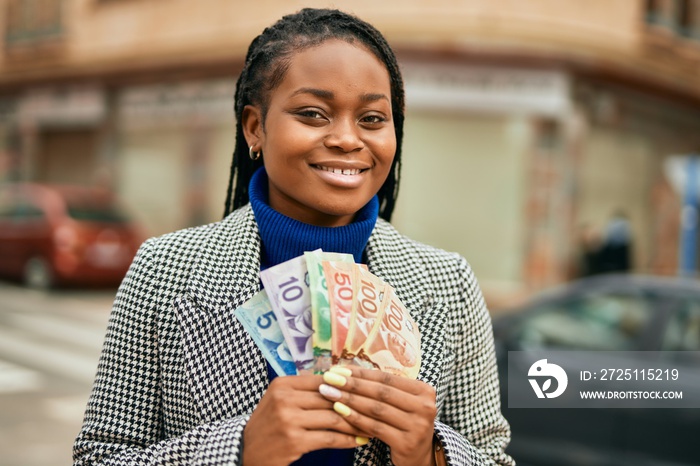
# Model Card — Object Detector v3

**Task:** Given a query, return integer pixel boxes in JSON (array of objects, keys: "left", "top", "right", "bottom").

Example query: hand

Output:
[
  {"left": 242, "top": 374, "right": 372, "bottom": 466},
  {"left": 318, "top": 367, "right": 437, "bottom": 466}
]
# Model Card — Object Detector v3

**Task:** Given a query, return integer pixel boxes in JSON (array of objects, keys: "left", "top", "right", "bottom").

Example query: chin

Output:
[
  {"left": 312, "top": 204, "right": 366, "bottom": 226},
  {"left": 324, "top": 206, "right": 361, "bottom": 217},
  {"left": 316, "top": 198, "right": 366, "bottom": 217}
]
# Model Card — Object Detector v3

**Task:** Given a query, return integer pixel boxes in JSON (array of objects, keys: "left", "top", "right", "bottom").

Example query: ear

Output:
[{"left": 241, "top": 104, "right": 264, "bottom": 152}]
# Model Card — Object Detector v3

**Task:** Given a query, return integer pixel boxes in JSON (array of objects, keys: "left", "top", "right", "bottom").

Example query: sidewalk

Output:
[
  {"left": 0, "top": 371, "right": 90, "bottom": 466},
  {"left": 0, "top": 283, "right": 114, "bottom": 466}
]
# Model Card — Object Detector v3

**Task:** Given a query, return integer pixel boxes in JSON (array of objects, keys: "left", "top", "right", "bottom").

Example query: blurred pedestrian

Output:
[
  {"left": 598, "top": 210, "right": 633, "bottom": 273},
  {"left": 576, "top": 222, "right": 604, "bottom": 277},
  {"left": 73, "top": 8, "right": 513, "bottom": 466}
]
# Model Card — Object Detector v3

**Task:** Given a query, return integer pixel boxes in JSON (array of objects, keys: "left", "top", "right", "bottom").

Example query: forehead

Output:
[{"left": 273, "top": 39, "right": 391, "bottom": 96}]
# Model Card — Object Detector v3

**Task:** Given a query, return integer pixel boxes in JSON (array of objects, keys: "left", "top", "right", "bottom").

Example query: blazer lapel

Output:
[
  {"left": 186, "top": 205, "right": 261, "bottom": 313},
  {"left": 365, "top": 219, "right": 431, "bottom": 313},
  {"left": 176, "top": 206, "right": 269, "bottom": 422}
]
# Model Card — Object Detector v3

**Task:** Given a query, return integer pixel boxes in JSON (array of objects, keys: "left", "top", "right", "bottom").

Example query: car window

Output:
[
  {"left": 15, "top": 202, "right": 45, "bottom": 220},
  {"left": 662, "top": 298, "right": 700, "bottom": 352},
  {"left": 67, "top": 204, "right": 128, "bottom": 223},
  {"left": 0, "top": 203, "right": 14, "bottom": 219},
  {"left": 0, "top": 190, "right": 18, "bottom": 219},
  {"left": 0, "top": 192, "right": 45, "bottom": 221},
  {"left": 516, "top": 292, "right": 654, "bottom": 350}
]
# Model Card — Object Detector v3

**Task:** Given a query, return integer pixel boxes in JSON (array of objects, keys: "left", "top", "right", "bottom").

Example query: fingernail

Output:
[
  {"left": 355, "top": 436, "right": 370, "bottom": 446},
  {"left": 333, "top": 401, "right": 352, "bottom": 417},
  {"left": 329, "top": 366, "right": 353, "bottom": 377},
  {"left": 318, "top": 383, "right": 342, "bottom": 400},
  {"left": 323, "top": 371, "right": 347, "bottom": 387}
]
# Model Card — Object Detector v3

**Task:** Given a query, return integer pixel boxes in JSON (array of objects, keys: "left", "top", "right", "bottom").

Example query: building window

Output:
[
  {"left": 5, "top": 0, "right": 64, "bottom": 44},
  {"left": 646, "top": 0, "right": 700, "bottom": 40},
  {"left": 678, "top": 0, "right": 700, "bottom": 38},
  {"left": 646, "top": 0, "right": 680, "bottom": 29}
]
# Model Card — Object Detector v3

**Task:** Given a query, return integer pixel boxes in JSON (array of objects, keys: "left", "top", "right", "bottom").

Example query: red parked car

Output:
[{"left": 0, "top": 183, "right": 144, "bottom": 288}]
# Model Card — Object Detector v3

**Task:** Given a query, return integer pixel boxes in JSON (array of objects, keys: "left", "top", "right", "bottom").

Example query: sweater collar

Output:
[{"left": 248, "top": 167, "right": 379, "bottom": 267}]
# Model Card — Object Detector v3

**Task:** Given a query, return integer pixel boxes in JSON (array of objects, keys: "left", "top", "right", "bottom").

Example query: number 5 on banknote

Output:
[{"left": 234, "top": 290, "right": 297, "bottom": 376}]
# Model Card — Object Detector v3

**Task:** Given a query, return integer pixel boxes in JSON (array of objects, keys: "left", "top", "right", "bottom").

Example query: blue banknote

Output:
[{"left": 234, "top": 290, "right": 297, "bottom": 376}]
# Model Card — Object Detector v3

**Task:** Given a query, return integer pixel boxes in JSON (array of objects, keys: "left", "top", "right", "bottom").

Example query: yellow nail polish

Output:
[
  {"left": 333, "top": 401, "right": 352, "bottom": 417},
  {"left": 323, "top": 371, "right": 347, "bottom": 387},
  {"left": 355, "top": 436, "right": 370, "bottom": 446},
  {"left": 329, "top": 366, "right": 353, "bottom": 377}
]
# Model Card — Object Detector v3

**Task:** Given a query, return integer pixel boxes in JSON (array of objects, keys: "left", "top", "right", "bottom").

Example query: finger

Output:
[
  {"left": 263, "top": 387, "right": 335, "bottom": 413},
  {"left": 266, "top": 374, "right": 337, "bottom": 410},
  {"left": 269, "top": 373, "right": 325, "bottom": 391},
  {"left": 301, "top": 408, "right": 374, "bottom": 437},
  {"left": 331, "top": 399, "right": 406, "bottom": 446},
  {"left": 335, "top": 392, "right": 409, "bottom": 432},
  {"left": 302, "top": 431, "right": 372, "bottom": 451},
  {"left": 322, "top": 369, "right": 435, "bottom": 413},
  {"left": 320, "top": 378, "right": 408, "bottom": 428},
  {"left": 331, "top": 397, "right": 435, "bottom": 460},
  {"left": 321, "top": 370, "right": 411, "bottom": 410},
  {"left": 340, "top": 366, "right": 426, "bottom": 396}
]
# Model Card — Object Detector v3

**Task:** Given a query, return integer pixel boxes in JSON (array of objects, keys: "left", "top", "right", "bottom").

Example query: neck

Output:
[{"left": 248, "top": 167, "right": 379, "bottom": 268}]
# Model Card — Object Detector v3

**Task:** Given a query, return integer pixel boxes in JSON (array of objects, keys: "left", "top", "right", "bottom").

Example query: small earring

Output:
[{"left": 249, "top": 146, "right": 261, "bottom": 161}]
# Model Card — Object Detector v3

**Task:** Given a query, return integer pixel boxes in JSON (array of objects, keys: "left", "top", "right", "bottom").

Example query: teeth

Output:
[{"left": 319, "top": 166, "right": 361, "bottom": 175}]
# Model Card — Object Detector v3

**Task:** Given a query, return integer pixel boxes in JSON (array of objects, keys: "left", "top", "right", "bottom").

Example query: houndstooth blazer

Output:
[{"left": 73, "top": 205, "right": 514, "bottom": 466}]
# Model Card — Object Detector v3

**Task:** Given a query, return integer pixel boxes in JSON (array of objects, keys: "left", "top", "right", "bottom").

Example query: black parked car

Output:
[{"left": 493, "top": 274, "right": 700, "bottom": 466}]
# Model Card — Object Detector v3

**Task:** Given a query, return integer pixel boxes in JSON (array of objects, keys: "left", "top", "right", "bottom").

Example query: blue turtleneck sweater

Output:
[
  {"left": 248, "top": 167, "right": 379, "bottom": 466},
  {"left": 249, "top": 167, "right": 379, "bottom": 267}
]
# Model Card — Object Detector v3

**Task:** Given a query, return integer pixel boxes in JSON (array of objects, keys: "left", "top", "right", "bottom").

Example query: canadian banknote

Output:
[
  {"left": 323, "top": 260, "right": 357, "bottom": 365},
  {"left": 359, "top": 287, "right": 421, "bottom": 379},
  {"left": 344, "top": 265, "right": 390, "bottom": 359},
  {"left": 305, "top": 250, "right": 354, "bottom": 373},
  {"left": 234, "top": 290, "right": 297, "bottom": 376},
  {"left": 260, "top": 255, "right": 315, "bottom": 373}
]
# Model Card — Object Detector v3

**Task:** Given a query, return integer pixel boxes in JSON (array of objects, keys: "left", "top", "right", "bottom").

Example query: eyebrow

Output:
[
  {"left": 360, "top": 93, "right": 390, "bottom": 103},
  {"left": 292, "top": 87, "right": 389, "bottom": 103}
]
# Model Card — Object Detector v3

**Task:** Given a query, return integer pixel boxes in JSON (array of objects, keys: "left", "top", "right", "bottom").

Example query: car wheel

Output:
[{"left": 23, "top": 257, "right": 53, "bottom": 290}]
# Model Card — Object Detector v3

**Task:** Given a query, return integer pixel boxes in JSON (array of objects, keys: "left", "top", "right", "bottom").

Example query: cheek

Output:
[
  {"left": 376, "top": 131, "right": 397, "bottom": 165},
  {"left": 262, "top": 138, "right": 305, "bottom": 172},
  {"left": 262, "top": 117, "right": 311, "bottom": 158},
  {"left": 377, "top": 143, "right": 397, "bottom": 181}
]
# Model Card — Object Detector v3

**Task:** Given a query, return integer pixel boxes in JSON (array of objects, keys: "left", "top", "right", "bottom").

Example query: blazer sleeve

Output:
[
  {"left": 432, "top": 257, "right": 515, "bottom": 466},
  {"left": 73, "top": 239, "right": 248, "bottom": 465}
]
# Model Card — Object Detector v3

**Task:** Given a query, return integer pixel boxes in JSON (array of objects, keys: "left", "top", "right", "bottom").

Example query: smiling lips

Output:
[{"left": 315, "top": 165, "right": 366, "bottom": 176}]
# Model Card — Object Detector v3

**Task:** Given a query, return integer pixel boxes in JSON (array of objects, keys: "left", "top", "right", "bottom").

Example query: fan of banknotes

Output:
[{"left": 234, "top": 249, "right": 421, "bottom": 379}]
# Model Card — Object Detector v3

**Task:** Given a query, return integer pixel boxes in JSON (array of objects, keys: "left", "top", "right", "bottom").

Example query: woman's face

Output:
[{"left": 243, "top": 39, "right": 396, "bottom": 227}]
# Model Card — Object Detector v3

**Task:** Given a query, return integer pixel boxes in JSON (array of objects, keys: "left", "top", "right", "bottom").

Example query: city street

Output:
[{"left": 0, "top": 282, "right": 115, "bottom": 466}]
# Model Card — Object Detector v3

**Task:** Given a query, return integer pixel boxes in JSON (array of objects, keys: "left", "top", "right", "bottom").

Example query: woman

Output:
[{"left": 74, "top": 8, "right": 513, "bottom": 466}]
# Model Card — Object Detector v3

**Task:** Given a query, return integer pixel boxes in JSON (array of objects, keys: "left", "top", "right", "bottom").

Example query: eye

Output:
[
  {"left": 296, "top": 109, "right": 325, "bottom": 120},
  {"left": 360, "top": 114, "right": 387, "bottom": 126}
]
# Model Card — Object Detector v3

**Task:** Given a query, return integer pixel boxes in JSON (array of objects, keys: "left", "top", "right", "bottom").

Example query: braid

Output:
[{"left": 223, "top": 8, "right": 405, "bottom": 222}]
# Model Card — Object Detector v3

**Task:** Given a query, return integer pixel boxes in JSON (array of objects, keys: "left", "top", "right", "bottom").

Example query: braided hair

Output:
[{"left": 223, "top": 8, "right": 405, "bottom": 222}]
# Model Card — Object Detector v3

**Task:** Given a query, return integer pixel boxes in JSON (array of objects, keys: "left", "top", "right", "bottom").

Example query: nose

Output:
[{"left": 324, "top": 117, "right": 364, "bottom": 153}]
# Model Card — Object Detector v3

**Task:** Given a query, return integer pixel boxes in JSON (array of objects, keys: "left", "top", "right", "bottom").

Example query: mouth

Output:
[{"left": 313, "top": 165, "right": 367, "bottom": 176}]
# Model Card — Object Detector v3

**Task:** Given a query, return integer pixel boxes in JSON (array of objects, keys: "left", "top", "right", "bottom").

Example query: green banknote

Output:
[{"left": 304, "top": 250, "right": 354, "bottom": 373}]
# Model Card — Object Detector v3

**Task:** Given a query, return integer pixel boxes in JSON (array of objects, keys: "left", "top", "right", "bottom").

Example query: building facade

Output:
[{"left": 2, "top": 0, "right": 700, "bottom": 307}]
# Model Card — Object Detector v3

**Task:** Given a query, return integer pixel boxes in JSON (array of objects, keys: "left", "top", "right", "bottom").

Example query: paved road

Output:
[{"left": 0, "top": 282, "right": 115, "bottom": 466}]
